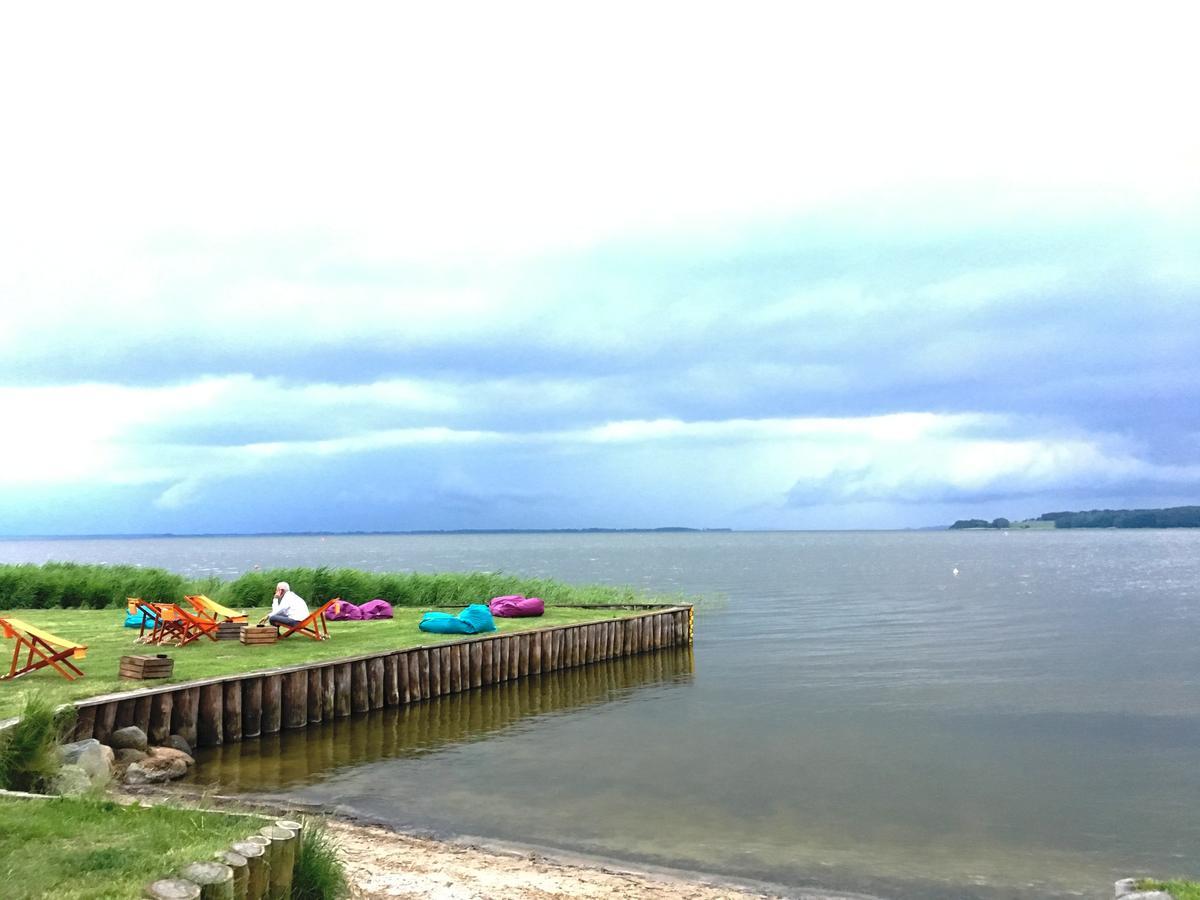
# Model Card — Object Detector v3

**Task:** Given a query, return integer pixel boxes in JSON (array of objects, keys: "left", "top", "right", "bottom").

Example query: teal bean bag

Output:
[{"left": 419, "top": 603, "right": 496, "bottom": 634}]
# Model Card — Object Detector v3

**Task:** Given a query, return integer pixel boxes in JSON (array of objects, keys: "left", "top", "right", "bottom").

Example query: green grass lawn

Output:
[
  {"left": 1138, "top": 880, "right": 1200, "bottom": 899},
  {"left": 0, "top": 605, "right": 648, "bottom": 720},
  {"left": 0, "top": 796, "right": 260, "bottom": 899}
]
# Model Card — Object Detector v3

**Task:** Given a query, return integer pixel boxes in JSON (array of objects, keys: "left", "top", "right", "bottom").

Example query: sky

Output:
[{"left": 2, "top": 2, "right": 1198, "bottom": 534}]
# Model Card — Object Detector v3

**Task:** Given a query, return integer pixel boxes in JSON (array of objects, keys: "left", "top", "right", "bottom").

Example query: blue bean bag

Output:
[
  {"left": 419, "top": 603, "right": 496, "bottom": 634},
  {"left": 124, "top": 610, "right": 157, "bottom": 628}
]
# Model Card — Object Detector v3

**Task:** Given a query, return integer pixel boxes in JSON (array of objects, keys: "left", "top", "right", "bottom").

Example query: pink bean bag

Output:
[
  {"left": 326, "top": 600, "right": 364, "bottom": 621},
  {"left": 359, "top": 599, "right": 394, "bottom": 620},
  {"left": 488, "top": 595, "right": 545, "bottom": 617}
]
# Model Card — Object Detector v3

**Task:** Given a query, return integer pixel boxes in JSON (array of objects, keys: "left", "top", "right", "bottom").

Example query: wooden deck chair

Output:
[
  {"left": 185, "top": 594, "right": 247, "bottom": 624},
  {"left": 130, "top": 599, "right": 177, "bottom": 645},
  {"left": 277, "top": 598, "right": 339, "bottom": 641},
  {"left": 171, "top": 605, "right": 221, "bottom": 647},
  {"left": 1, "top": 616, "right": 87, "bottom": 681}
]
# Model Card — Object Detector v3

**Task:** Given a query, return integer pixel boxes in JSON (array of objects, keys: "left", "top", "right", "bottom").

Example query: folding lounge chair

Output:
[
  {"left": 277, "top": 598, "right": 339, "bottom": 641},
  {"left": 185, "top": 594, "right": 248, "bottom": 624},
  {"left": 131, "top": 601, "right": 219, "bottom": 647},
  {"left": 171, "top": 605, "right": 221, "bottom": 647},
  {"left": 1, "top": 616, "right": 87, "bottom": 681}
]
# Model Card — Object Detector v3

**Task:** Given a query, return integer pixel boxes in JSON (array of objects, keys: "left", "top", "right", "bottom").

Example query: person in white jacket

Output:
[{"left": 260, "top": 581, "right": 309, "bottom": 628}]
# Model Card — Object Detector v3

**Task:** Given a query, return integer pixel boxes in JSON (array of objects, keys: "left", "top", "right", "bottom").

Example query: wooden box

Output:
[
  {"left": 216, "top": 621, "right": 245, "bottom": 641},
  {"left": 241, "top": 626, "right": 277, "bottom": 645},
  {"left": 119, "top": 654, "right": 174, "bottom": 680}
]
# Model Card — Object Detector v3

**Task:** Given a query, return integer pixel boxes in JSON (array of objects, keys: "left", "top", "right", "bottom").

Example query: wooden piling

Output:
[
  {"left": 197, "top": 684, "right": 223, "bottom": 748},
  {"left": 407, "top": 652, "right": 421, "bottom": 701},
  {"left": 449, "top": 644, "right": 463, "bottom": 693},
  {"left": 427, "top": 648, "right": 441, "bottom": 698},
  {"left": 383, "top": 655, "right": 399, "bottom": 706},
  {"left": 74, "top": 704, "right": 96, "bottom": 741},
  {"left": 144, "top": 878, "right": 201, "bottom": 899},
  {"left": 306, "top": 668, "right": 323, "bottom": 724},
  {"left": 418, "top": 650, "right": 431, "bottom": 699},
  {"left": 480, "top": 640, "right": 493, "bottom": 686},
  {"left": 241, "top": 678, "right": 262, "bottom": 739},
  {"left": 261, "top": 675, "right": 282, "bottom": 735},
  {"left": 114, "top": 697, "right": 136, "bottom": 732},
  {"left": 282, "top": 671, "right": 308, "bottom": 729},
  {"left": 170, "top": 687, "right": 199, "bottom": 748},
  {"left": 223, "top": 682, "right": 242, "bottom": 744},
  {"left": 133, "top": 694, "right": 153, "bottom": 736},
  {"left": 334, "top": 664, "right": 352, "bottom": 717},
  {"left": 368, "top": 657, "right": 385, "bottom": 709},
  {"left": 398, "top": 652, "right": 411, "bottom": 703},
  {"left": 230, "top": 841, "right": 267, "bottom": 900},
  {"left": 212, "top": 850, "right": 247, "bottom": 900},
  {"left": 350, "top": 660, "right": 368, "bottom": 714},
  {"left": 259, "top": 825, "right": 296, "bottom": 899},
  {"left": 470, "top": 640, "right": 483, "bottom": 689},
  {"left": 321, "top": 666, "right": 335, "bottom": 717},
  {"left": 439, "top": 647, "right": 451, "bottom": 697},
  {"left": 178, "top": 861, "right": 234, "bottom": 900}
]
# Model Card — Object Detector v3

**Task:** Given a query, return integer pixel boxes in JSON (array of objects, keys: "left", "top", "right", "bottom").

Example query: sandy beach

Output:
[{"left": 328, "top": 819, "right": 855, "bottom": 900}]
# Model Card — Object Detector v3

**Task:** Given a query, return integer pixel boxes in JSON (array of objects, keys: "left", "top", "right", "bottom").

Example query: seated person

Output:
[{"left": 259, "top": 581, "right": 309, "bottom": 629}]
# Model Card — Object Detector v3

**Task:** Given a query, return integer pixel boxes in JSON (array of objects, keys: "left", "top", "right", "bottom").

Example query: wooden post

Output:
[
  {"left": 276, "top": 819, "right": 303, "bottom": 886},
  {"left": 114, "top": 697, "right": 136, "bottom": 731},
  {"left": 498, "top": 638, "right": 510, "bottom": 683},
  {"left": 259, "top": 825, "right": 296, "bottom": 900},
  {"left": 449, "top": 645, "right": 462, "bottom": 694},
  {"left": 213, "top": 850, "right": 248, "bottom": 900},
  {"left": 282, "top": 671, "right": 308, "bottom": 729},
  {"left": 74, "top": 705, "right": 97, "bottom": 741},
  {"left": 480, "top": 640, "right": 493, "bottom": 686},
  {"left": 92, "top": 702, "right": 117, "bottom": 745},
  {"left": 407, "top": 652, "right": 422, "bottom": 701},
  {"left": 549, "top": 630, "right": 561, "bottom": 671},
  {"left": 542, "top": 631, "right": 554, "bottom": 672},
  {"left": 171, "top": 688, "right": 199, "bottom": 748},
  {"left": 369, "top": 657, "right": 385, "bottom": 708},
  {"left": 518, "top": 634, "right": 530, "bottom": 677},
  {"left": 417, "top": 649, "right": 430, "bottom": 699},
  {"left": 470, "top": 641, "right": 483, "bottom": 689},
  {"left": 321, "top": 666, "right": 335, "bottom": 717},
  {"left": 439, "top": 647, "right": 451, "bottom": 696},
  {"left": 334, "top": 664, "right": 352, "bottom": 717},
  {"left": 230, "top": 841, "right": 267, "bottom": 900},
  {"left": 261, "top": 675, "right": 282, "bottom": 735},
  {"left": 197, "top": 684, "right": 223, "bottom": 747},
  {"left": 585, "top": 626, "right": 596, "bottom": 663},
  {"left": 613, "top": 618, "right": 624, "bottom": 657},
  {"left": 383, "top": 655, "right": 399, "bottom": 706},
  {"left": 307, "top": 668, "right": 323, "bottom": 724},
  {"left": 178, "top": 862, "right": 234, "bottom": 900},
  {"left": 397, "top": 652, "right": 411, "bottom": 703},
  {"left": 351, "top": 660, "right": 369, "bottom": 713},
  {"left": 425, "top": 648, "right": 439, "bottom": 697},
  {"left": 223, "top": 682, "right": 242, "bottom": 744},
  {"left": 144, "top": 879, "right": 201, "bottom": 899},
  {"left": 241, "top": 678, "right": 262, "bottom": 739},
  {"left": 530, "top": 630, "right": 542, "bottom": 674},
  {"left": 133, "top": 694, "right": 153, "bottom": 736}
]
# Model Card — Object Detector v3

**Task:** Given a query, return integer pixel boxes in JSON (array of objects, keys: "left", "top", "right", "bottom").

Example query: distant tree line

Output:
[
  {"left": 1037, "top": 506, "right": 1200, "bottom": 528},
  {"left": 949, "top": 518, "right": 1011, "bottom": 530}
]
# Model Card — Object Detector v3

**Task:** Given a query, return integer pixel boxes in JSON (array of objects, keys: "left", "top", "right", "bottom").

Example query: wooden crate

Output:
[
  {"left": 216, "top": 621, "right": 245, "bottom": 641},
  {"left": 241, "top": 626, "right": 277, "bottom": 645},
  {"left": 119, "top": 654, "right": 175, "bottom": 680}
]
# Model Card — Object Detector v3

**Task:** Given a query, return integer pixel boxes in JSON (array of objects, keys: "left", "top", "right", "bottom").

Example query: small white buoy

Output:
[{"left": 952, "top": 567, "right": 960, "bottom": 576}]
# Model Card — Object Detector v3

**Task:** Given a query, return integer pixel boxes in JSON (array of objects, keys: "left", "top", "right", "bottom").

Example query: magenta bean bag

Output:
[
  {"left": 326, "top": 600, "right": 364, "bottom": 621},
  {"left": 359, "top": 599, "right": 394, "bottom": 620},
  {"left": 488, "top": 595, "right": 545, "bottom": 617}
]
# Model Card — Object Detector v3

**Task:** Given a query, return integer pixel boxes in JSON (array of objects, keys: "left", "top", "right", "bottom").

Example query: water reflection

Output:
[{"left": 193, "top": 646, "right": 694, "bottom": 791}]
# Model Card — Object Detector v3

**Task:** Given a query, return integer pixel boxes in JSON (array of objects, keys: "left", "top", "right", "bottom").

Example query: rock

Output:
[
  {"left": 124, "top": 757, "right": 188, "bottom": 785},
  {"left": 50, "top": 763, "right": 93, "bottom": 797},
  {"left": 110, "top": 725, "right": 149, "bottom": 752},
  {"left": 58, "top": 739, "right": 114, "bottom": 782},
  {"left": 164, "top": 733, "right": 192, "bottom": 756},
  {"left": 115, "top": 747, "right": 148, "bottom": 766},
  {"left": 149, "top": 746, "right": 195, "bottom": 768}
]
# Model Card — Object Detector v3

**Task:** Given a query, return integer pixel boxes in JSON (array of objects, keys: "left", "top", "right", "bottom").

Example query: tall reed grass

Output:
[
  {"left": 291, "top": 818, "right": 349, "bottom": 899},
  {"left": 0, "top": 694, "right": 75, "bottom": 792},
  {"left": 0, "top": 563, "right": 649, "bottom": 610}
]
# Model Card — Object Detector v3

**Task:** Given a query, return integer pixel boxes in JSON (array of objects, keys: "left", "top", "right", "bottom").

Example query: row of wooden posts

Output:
[
  {"left": 146, "top": 817, "right": 302, "bottom": 900},
  {"left": 73, "top": 608, "right": 692, "bottom": 749}
]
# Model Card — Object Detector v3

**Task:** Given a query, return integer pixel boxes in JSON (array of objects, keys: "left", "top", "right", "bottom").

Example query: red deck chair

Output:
[
  {"left": 130, "top": 599, "right": 180, "bottom": 645},
  {"left": 277, "top": 598, "right": 339, "bottom": 641},
  {"left": 1, "top": 616, "right": 87, "bottom": 681},
  {"left": 171, "top": 605, "right": 221, "bottom": 646}
]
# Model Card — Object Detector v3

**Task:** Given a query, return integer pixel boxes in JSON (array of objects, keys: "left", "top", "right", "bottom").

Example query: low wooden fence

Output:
[{"left": 71, "top": 605, "right": 692, "bottom": 748}]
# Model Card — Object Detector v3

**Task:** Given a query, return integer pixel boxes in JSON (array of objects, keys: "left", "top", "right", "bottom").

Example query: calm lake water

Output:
[{"left": 4, "top": 531, "right": 1199, "bottom": 898}]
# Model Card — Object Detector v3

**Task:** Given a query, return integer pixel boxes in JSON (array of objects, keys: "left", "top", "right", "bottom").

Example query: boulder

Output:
[
  {"left": 50, "top": 763, "right": 93, "bottom": 797},
  {"left": 164, "top": 733, "right": 192, "bottom": 756},
  {"left": 58, "top": 739, "right": 114, "bottom": 782},
  {"left": 124, "top": 757, "right": 188, "bottom": 785},
  {"left": 149, "top": 746, "right": 195, "bottom": 768},
  {"left": 110, "top": 725, "right": 149, "bottom": 752},
  {"left": 115, "top": 747, "right": 148, "bottom": 766}
]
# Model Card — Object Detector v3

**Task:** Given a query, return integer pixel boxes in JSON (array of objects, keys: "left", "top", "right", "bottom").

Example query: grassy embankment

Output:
[
  {"left": 0, "top": 795, "right": 260, "bottom": 900},
  {"left": 1, "top": 564, "right": 675, "bottom": 720},
  {"left": 1137, "top": 880, "right": 1200, "bottom": 899}
]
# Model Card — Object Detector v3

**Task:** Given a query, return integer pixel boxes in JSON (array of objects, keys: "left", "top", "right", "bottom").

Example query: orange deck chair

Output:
[
  {"left": 130, "top": 599, "right": 219, "bottom": 647},
  {"left": 1, "top": 616, "right": 87, "bottom": 681},
  {"left": 277, "top": 598, "right": 339, "bottom": 641},
  {"left": 185, "top": 594, "right": 248, "bottom": 624}
]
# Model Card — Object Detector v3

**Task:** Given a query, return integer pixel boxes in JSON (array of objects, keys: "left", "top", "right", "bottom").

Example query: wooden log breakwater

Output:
[{"left": 71, "top": 606, "right": 691, "bottom": 748}]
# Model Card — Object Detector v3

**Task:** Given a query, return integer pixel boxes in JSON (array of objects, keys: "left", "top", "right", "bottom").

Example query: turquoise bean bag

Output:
[
  {"left": 124, "top": 610, "right": 157, "bottom": 628},
  {"left": 419, "top": 603, "right": 496, "bottom": 634}
]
